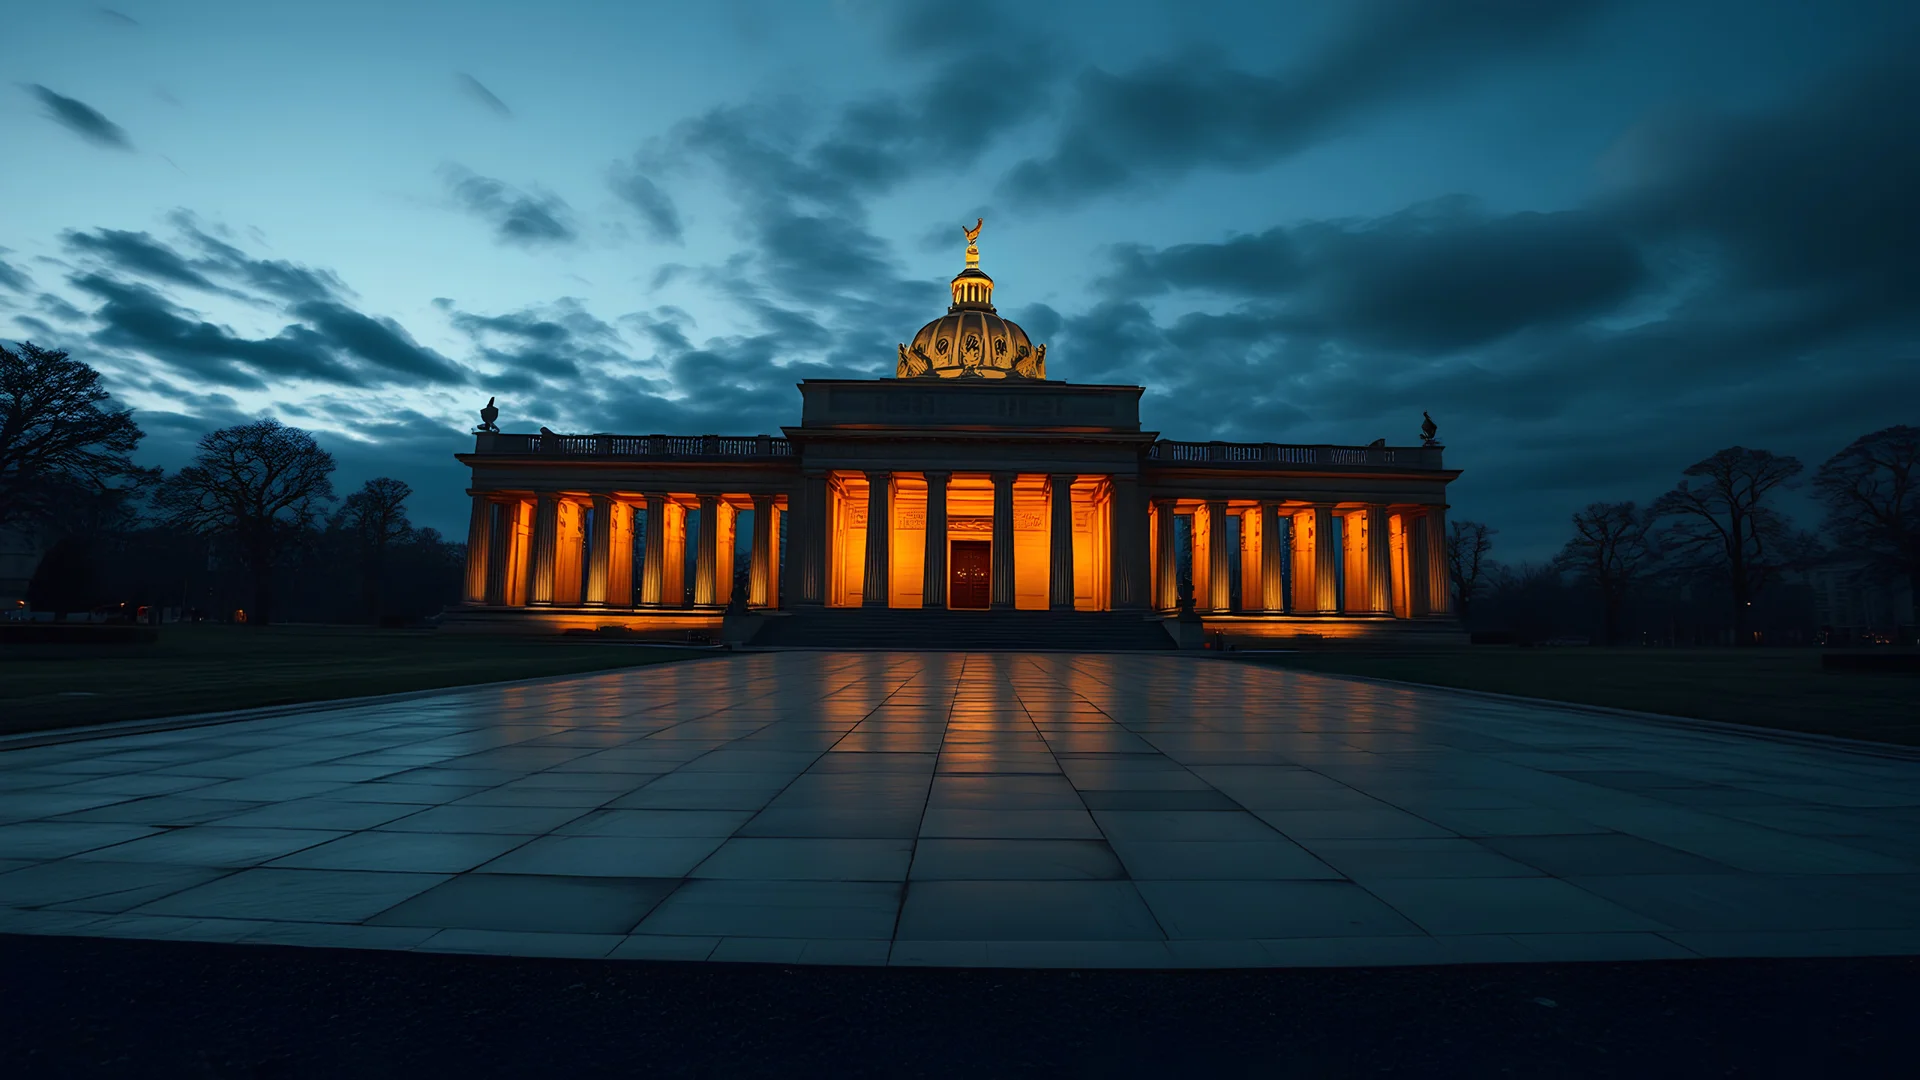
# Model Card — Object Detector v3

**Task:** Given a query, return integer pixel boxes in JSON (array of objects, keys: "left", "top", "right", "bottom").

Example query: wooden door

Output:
[{"left": 950, "top": 541, "right": 991, "bottom": 609}]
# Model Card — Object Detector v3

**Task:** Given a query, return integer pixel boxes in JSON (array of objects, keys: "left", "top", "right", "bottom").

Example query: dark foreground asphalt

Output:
[{"left": 3, "top": 935, "right": 1916, "bottom": 1078}]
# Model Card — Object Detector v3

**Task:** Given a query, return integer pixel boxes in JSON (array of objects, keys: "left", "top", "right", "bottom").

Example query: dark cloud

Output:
[
  {"left": 47, "top": 218, "right": 469, "bottom": 392},
  {"left": 1000, "top": 0, "right": 1616, "bottom": 205},
  {"left": 608, "top": 164, "right": 683, "bottom": 243},
  {"left": 1610, "top": 48, "right": 1920, "bottom": 315},
  {"left": 1042, "top": 38, "right": 1920, "bottom": 560},
  {"left": 61, "top": 222, "right": 350, "bottom": 306},
  {"left": 440, "top": 165, "right": 577, "bottom": 246},
  {"left": 455, "top": 73, "right": 511, "bottom": 117},
  {"left": 70, "top": 273, "right": 361, "bottom": 390},
  {"left": 0, "top": 249, "right": 31, "bottom": 292},
  {"left": 37, "top": 293, "right": 85, "bottom": 322},
  {"left": 288, "top": 301, "right": 468, "bottom": 385},
  {"left": 27, "top": 85, "right": 133, "bottom": 149},
  {"left": 62, "top": 228, "right": 227, "bottom": 294},
  {"left": 1104, "top": 198, "right": 1647, "bottom": 352},
  {"left": 445, "top": 298, "right": 634, "bottom": 400},
  {"left": 872, "top": 0, "right": 1019, "bottom": 56},
  {"left": 168, "top": 213, "right": 351, "bottom": 303}
]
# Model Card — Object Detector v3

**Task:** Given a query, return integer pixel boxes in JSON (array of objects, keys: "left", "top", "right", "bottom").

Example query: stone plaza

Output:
[{"left": 2, "top": 652, "right": 1917, "bottom": 967}]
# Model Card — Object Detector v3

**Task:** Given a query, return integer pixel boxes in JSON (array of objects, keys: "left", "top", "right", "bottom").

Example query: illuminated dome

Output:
[{"left": 897, "top": 219, "right": 1046, "bottom": 380}]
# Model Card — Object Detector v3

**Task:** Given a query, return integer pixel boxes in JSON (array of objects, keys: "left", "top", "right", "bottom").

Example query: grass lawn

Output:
[
  {"left": 1238, "top": 648, "right": 1920, "bottom": 747},
  {"left": 0, "top": 624, "right": 713, "bottom": 736}
]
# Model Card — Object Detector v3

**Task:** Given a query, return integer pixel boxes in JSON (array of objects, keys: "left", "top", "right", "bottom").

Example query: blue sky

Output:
[{"left": 4, "top": 0, "right": 1917, "bottom": 560}]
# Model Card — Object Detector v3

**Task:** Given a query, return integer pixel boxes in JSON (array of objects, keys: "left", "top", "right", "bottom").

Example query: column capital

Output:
[
  {"left": 990, "top": 470, "right": 1018, "bottom": 485},
  {"left": 751, "top": 492, "right": 774, "bottom": 509},
  {"left": 864, "top": 469, "right": 893, "bottom": 481},
  {"left": 923, "top": 469, "right": 952, "bottom": 483},
  {"left": 1048, "top": 472, "right": 1079, "bottom": 484}
]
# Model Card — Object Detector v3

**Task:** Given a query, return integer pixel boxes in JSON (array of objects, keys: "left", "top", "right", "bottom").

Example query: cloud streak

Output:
[
  {"left": 455, "top": 73, "right": 511, "bottom": 117},
  {"left": 441, "top": 165, "right": 577, "bottom": 246},
  {"left": 27, "top": 85, "right": 132, "bottom": 149}
]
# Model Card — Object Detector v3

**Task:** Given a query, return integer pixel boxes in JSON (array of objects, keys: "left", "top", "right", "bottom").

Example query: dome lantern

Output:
[{"left": 897, "top": 219, "right": 1046, "bottom": 380}]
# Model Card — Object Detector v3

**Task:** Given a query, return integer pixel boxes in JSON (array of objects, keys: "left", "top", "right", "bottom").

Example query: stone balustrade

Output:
[
  {"left": 473, "top": 433, "right": 795, "bottom": 459},
  {"left": 1148, "top": 441, "right": 1444, "bottom": 468}
]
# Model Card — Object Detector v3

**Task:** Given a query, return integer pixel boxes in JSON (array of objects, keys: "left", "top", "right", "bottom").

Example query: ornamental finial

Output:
[{"left": 963, "top": 217, "right": 983, "bottom": 268}]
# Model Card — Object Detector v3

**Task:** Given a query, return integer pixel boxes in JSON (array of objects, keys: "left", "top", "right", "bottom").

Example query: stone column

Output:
[
  {"left": 1408, "top": 512, "right": 1433, "bottom": 617},
  {"left": 1426, "top": 504, "right": 1451, "bottom": 615},
  {"left": 1366, "top": 505, "right": 1393, "bottom": 615},
  {"left": 1049, "top": 474, "right": 1077, "bottom": 611},
  {"left": 606, "top": 501, "right": 633, "bottom": 607},
  {"left": 749, "top": 494, "right": 775, "bottom": 608},
  {"left": 485, "top": 501, "right": 511, "bottom": 606},
  {"left": 793, "top": 472, "right": 829, "bottom": 607},
  {"left": 584, "top": 494, "right": 614, "bottom": 606},
  {"left": 715, "top": 502, "right": 737, "bottom": 607},
  {"left": 921, "top": 471, "right": 949, "bottom": 609},
  {"left": 694, "top": 494, "right": 720, "bottom": 607},
  {"left": 639, "top": 495, "right": 666, "bottom": 607},
  {"left": 527, "top": 494, "right": 560, "bottom": 606},
  {"left": 1109, "top": 476, "right": 1148, "bottom": 610},
  {"left": 1259, "top": 501, "right": 1286, "bottom": 613},
  {"left": 862, "top": 471, "right": 892, "bottom": 607},
  {"left": 990, "top": 471, "right": 1016, "bottom": 609},
  {"left": 1153, "top": 498, "right": 1178, "bottom": 610},
  {"left": 463, "top": 495, "right": 493, "bottom": 604},
  {"left": 1206, "top": 500, "right": 1232, "bottom": 613},
  {"left": 1314, "top": 504, "right": 1339, "bottom": 613}
]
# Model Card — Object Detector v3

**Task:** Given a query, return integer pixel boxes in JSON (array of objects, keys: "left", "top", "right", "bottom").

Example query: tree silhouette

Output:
[
  {"left": 1444, "top": 519, "right": 1496, "bottom": 620},
  {"left": 1554, "top": 501, "right": 1654, "bottom": 645},
  {"left": 1651, "top": 447, "right": 1810, "bottom": 645},
  {"left": 1814, "top": 425, "right": 1920, "bottom": 625},
  {"left": 27, "top": 536, "right": 100, "bottom": 619},
  {"left": 0, "top": 341, "right": 153, "bottom": 531},
  {"left": 154, "top": 420, "right": 336, "bottom": 626},
  {"left": 335, "top": 476, "right": 414, "bottom": 620}
]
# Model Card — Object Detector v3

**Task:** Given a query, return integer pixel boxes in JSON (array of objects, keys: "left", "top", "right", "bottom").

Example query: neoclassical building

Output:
[{"left": 451, "top": 225, "right": 1460, "bottom": 646}]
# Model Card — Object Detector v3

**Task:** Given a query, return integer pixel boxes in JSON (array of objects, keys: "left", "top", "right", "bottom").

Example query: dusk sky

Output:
[{"left": 5, "top": 0, "right": 1917, "bottom": 560}]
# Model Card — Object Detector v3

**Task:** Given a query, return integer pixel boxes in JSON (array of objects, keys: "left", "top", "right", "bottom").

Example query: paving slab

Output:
[{"left": 2, "top": 651, "right": 1917, "bottom": 967}]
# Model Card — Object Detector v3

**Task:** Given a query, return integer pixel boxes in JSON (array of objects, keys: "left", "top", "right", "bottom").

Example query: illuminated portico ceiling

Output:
[{"left": 896, "top": 218, "right": 1046, "bottom": 381}]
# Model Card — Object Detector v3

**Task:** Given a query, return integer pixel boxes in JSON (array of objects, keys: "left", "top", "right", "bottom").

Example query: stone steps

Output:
[{"left": 746, "top": 609, "right": 1178, "bottom": 651}]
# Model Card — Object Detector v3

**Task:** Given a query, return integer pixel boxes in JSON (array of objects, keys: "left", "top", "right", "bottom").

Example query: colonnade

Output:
[
  {"left": 461, "top": 491, "right": 782, "bottom": 610},
  {"left": 1146, "top": 500, "right": 1451, "bottom": 617},
  {"left": 459, "top": 484, "right": 1451, "bottom": 619},
  {"left": 780, "top": 470, "right": 1151, "bottom": 612}
]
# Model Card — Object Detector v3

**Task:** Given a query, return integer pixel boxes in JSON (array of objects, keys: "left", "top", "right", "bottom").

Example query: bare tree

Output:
[
  {"left": 1814, "top": 425, "right": 1920, "bottom": 625},
  {"left": 1554, "top": 501, "right": 1654, "bottom": 645},
  {"left": 1445, "top": 519, "right": 1496, "bottom": 619},
  {"left": 335, "top": 477, "right": 414, "bottom": 620},
  {"left": 154, "top": 420, "right": 336, "bottom": 626},
  {"left": 1650, "top": 447, "right": 1807, "bottom": 645},
  {"left": 0, "top": 341, "right": 154, "bottom": 530}
]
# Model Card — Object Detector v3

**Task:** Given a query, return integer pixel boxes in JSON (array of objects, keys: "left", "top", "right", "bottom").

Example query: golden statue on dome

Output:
[{"left": 897, "top": 217, "right": 1047, "bottom": 380}]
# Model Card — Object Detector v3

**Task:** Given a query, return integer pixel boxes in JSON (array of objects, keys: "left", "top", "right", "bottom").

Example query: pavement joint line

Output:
[{"left": 1237, "top": 662, "right": 1920, "bottom": 762}]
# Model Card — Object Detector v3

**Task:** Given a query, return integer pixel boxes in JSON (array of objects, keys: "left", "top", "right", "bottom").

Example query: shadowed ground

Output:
[
  {"left": 1240, "top": 648, "right": 1920, "bottom": 745},
  {"left": 0, "top": 625, "right": 709, "bottom": 736},
  {"left": 4, "top": 934, "right": 1915, "bottom": 1077}
]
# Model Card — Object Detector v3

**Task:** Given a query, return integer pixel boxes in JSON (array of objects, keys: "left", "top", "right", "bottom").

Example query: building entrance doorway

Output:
[{"left": 950, "top": 541, "right": 991, "bottom": 609}]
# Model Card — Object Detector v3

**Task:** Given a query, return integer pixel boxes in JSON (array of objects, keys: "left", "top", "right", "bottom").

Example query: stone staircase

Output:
[{"left": 745, "top": 609, "right": 1178, "bottom": 651}]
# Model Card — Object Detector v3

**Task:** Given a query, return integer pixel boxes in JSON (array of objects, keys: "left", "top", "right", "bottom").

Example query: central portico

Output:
[
  {"left": 790, "top": 377, "right": 1150, "bottom": 614},
  {"left": 451, "top": 221, "right": 1462, "bottom": 645}
]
